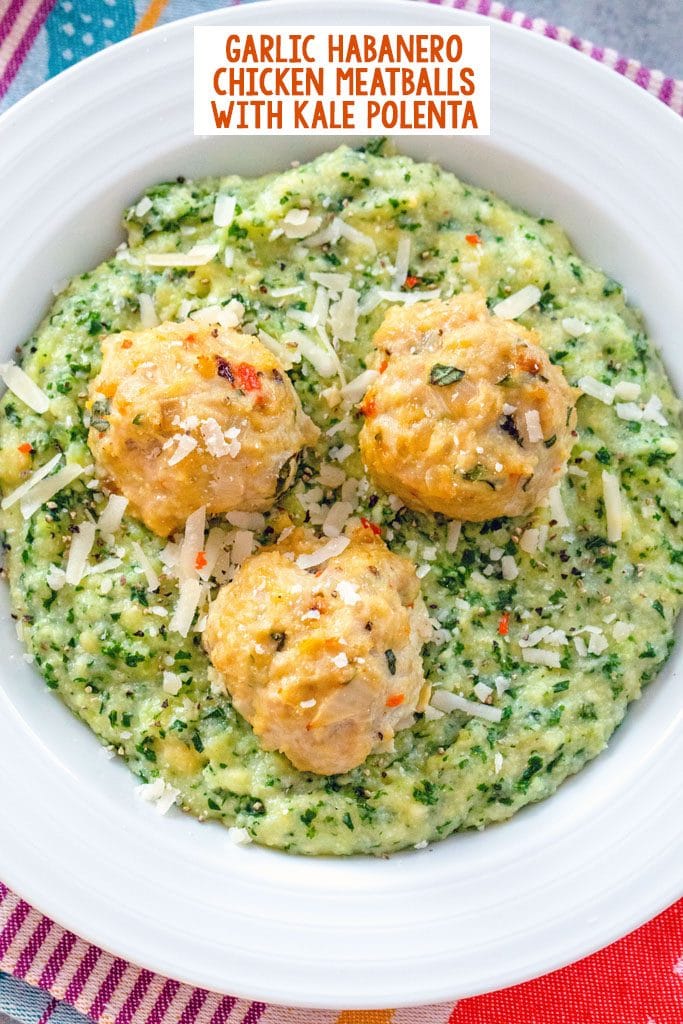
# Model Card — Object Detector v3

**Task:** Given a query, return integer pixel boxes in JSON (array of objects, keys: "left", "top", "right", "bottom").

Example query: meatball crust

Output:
[
  {"left": 87, "top": 321, "right": 319, "bottom": 537},
  {"left": 359, "top": 293, "right": 577, "bottom": 521},
  {"left": 203, "top": 528, "right": 433, "bottom": 776}
]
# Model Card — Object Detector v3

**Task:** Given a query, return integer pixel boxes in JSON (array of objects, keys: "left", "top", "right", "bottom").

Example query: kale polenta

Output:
[{"left": 0, "top": 142, "right": 680, "bottom": 855}]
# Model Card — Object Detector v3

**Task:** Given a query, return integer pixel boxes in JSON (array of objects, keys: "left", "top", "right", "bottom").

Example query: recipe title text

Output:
[{"left": 194, "top": 28, "right": 490, "bottom": 135}]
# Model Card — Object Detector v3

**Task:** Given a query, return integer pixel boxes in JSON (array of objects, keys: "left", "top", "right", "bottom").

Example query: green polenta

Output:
[{"left": 0, "top": 142, "right": 681, "bottom": 855}]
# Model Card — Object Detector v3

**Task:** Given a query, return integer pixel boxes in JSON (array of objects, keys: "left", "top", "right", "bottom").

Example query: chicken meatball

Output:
[
  {"left": 87, "top": 321, "right": 319, "bottom": 536},
  {"left": 203, "top": 527, "right": 433, "bottom": 775},
  {"left": 359, "top": 293, "right": 577, "bottom": 521}
]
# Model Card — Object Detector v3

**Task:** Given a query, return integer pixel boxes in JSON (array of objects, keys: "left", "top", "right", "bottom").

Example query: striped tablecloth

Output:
[{"left": 1, "top": 1, "right": 682, "bottom": 1021}]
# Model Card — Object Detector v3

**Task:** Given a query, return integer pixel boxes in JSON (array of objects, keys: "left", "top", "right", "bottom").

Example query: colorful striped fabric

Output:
[
  {"left": 1, "top": 882, "right": 682, "bottom": 1023},
  {"left": 1, "top": 1, "right": 682, "bottom": 1022}
]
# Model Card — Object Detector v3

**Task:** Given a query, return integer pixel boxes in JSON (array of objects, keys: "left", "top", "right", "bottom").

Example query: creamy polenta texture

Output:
[{"left": 0, "top": 142, "right": 681, "bottom": 855}]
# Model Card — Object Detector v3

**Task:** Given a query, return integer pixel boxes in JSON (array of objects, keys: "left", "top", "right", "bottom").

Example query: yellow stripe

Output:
[
  {"left": 133, "top": 0, "right": 170, "bottom": 35},
  {"left": 336, "top": 1013, "right": 395, "bottom": 1024}
]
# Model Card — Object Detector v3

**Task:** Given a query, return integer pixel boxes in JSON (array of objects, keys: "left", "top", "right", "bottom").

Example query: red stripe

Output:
[
  {"left": 147, "top": 978, "right": 180, "bottom": 1024},
  {"left": 0, "top": 898, "right": 30, "bottom": 958},
  {"left": 209, "top": 996, "right": 238, "bottom": 1024},
  {"left": 0, "top": 0, "right": 57, "bottom": 99},
  {"left": 88, "top": 957, "right": 128, "bottom": 1020},
  {"left": 179, "top": 986, "right": 208, "bottom": 1024},
  {"left": 0, "top": 0, "right": 26, "bottom": 47},
  {"left": 64, "top": 943, "right": 102, "bottom": 1005},
  {"left": 38, "top": 931, "right": 76, "bottom": 989},
  {"left": 240, "top": 1003, "right": 267, "bottom": 1024},
  {"left": 14, "top": 914, "right": 54, "bottom": 978},
  {"left": 114, "top": 967, "right": 155, "bottom": 1024}
]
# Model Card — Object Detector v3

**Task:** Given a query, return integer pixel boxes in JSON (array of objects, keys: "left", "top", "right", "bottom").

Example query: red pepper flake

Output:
[
  {"left": 184, "top": 333, "right": 198, "bottom": 345},
  {"left": 195, "top": 551, "right": 207, "bottom": 571},
  {"left": 360, "top": 398, "right": 376, "bottom": 417},
  {"left": 17, "top": 442, "right": 33, "bottom": 454},
  {"left": 404, "top": 275, "right": 421, "bottom": 289},
  {"left": 233, "top": 362, "right": 262, "bottom": 392},
  {"left": 386, "top": 693, "right": 405, "bottom": 708},
  {"left": 360, "top": 516, "right": 381, "bottom": 536},
  {"left": 121, "top": 339, "right": 133, "bottom": 349},
  {"left": 379, "top": 358, "right": 389, "bottom": 374},
  {"left": 498, "top": 612, "right": 510, "bottom": 636},
  {"left": 465, "top": 233, "right": 481, "bottom": 246}
]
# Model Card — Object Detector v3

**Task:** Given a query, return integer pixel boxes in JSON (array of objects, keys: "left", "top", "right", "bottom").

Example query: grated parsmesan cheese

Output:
[
  {"left": 492, "top": 285, "right": 541, "bottom": 320},
  {"left": 602, "top": 470, "right": 623, "bottom": 543},
  {"left": 145, "top": 244, "right": 219, "bottom": 268},
  {"left": 0, "top": 362, "right": 50, "bottom": 414},
  {"left": 20, "top": 462, "right": 85, "bottom": 519},
  {"left": 430, "top": 689, "right": 502, "bottom": 723},
  {"left": 65, "top": 522, "right": 96, "bottom": 586},
  {"left": 97, "top": 493, "right": 128, "bottom": 535},
  {"left": 578, "top": 375, "right": 614, "bottom": 405}
]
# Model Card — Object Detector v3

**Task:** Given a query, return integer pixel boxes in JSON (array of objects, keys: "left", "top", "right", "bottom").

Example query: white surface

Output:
[{"left": 0, "top": 0, "right": 681, "bottom": 1009}]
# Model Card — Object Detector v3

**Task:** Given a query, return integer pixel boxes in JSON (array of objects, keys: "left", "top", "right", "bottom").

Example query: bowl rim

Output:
[{"left": 0, "top": 0, "right": 681, "bottom": 1009}]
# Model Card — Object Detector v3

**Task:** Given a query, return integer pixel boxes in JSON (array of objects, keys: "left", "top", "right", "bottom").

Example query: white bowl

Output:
[{"left": 0, "top": 0, "right": 681, "bottom": 1009}]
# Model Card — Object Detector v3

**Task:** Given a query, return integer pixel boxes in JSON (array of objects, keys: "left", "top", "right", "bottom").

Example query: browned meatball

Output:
[
  {"left": 87, "top": 321, "right": 318, "bottom": 537},
  {"left": 359, "top": 293, "right": 577, "bottom": 521},
  {"left": 203, "top": 528, "right": 433, "bottom": 775}
]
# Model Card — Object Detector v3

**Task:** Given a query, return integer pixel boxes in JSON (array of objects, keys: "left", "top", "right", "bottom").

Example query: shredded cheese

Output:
[
  {"left": 226, "top": 511, "right": 265, "bottom": 531},
  {"left": 1, "top": 452, "right": 61, "bottom": 510},
  {"left": 138, "top": 293, "right": 159, "bottom": 328},
  {"left": 135, "top": 778, "right": 180, "bottom": 815},
  {"left": 162, "top": 671, "right": 183, "bottom": 696},
  {"left": 392, "top": 236, "right": 411, "bottom": 289},
  {"left": 578, "top": 375, "right": 615, "bottom": 405},
  {"left": 519, "top": 528, "right": 539, "bottom": 554},
  {"left": 20, "top": 462, "right": 84, "bottom": 519},
  {"left": 97, "top": 493, "right": 128, "bottom": 535},
  {"left": 213, "top": 194, "right": 237, "bottom": 228},
  {"left": 329, "top": 288, "right": 359, "bottom": 343},
  {"left": 131, "top": 541, "right": 160, "bottom": 591},
  {"left": 179, "top": 506, "right": 206, "bottom": 579},
  {"left": 228, "top": 826, "right": 253, "bottom": 846},
  {"left": 191, "top": 300, "right": 244, "bottom": 329},
  {"left": 0, "top": 362, "right": 50, "bottom": 414},
  {"left": 296, "top": 535, "right": 350, "bottom": 570},
  {"left": 231, "top": 529, "right": 254, "bottom": 565},
  {"left": 341, "top": 369, "right": 379, "bottom": 404},
  {"left": 445, "top": 520, "right": 462, "bottom": 554},
  {"left": 322, "top": 501, "right": 354, "bottom": 538},
  {"left": 616, "top": 402, "right": 642, "bottom": 422},
  {"left": 169, "top": 578, "right": 202, "bottom": 636},
  {"left": 145, "top": 244, "right": 219, "bottom": 268},
  {"left": 501, "top": 555, "right": 519, "bottom": 581},
  {"left": 336, "top": 218, "right": 377, "bottom": 251},
  {"left": 602, "top": 470, "right": 622, "bottom": 543},
  {"left": 167, "top": 434, "right": 198, "bottom": 467},
  {"left": 65, "top": 522, "right": 97, "bottom": 585},
  {"left": 561, "top": 317, "right": 589, "bottom": 337},
  {"left": 614, "top": 381, "right": 641, "bottom": 401},
  {"left": 522, "top": 648, "right": 561, "bottom": 668},
  {"left": 642, "top": 394, "right": 668, "bottom": 426},
  {"left": 310, "top": 271, "right": 351, "bottom": 291},
  {"left": 430, "top": 689, "right": 502, "bottom": 723},
  {"left": 492, "top": 285, "right": 541, "bottom": 320},
  {"left": 548, "top": 484, "right": 570, "bottom": 527}
]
